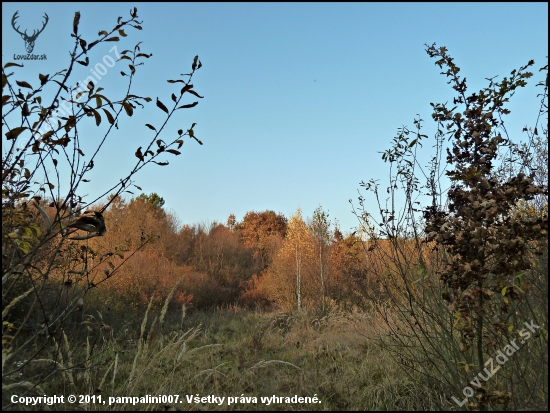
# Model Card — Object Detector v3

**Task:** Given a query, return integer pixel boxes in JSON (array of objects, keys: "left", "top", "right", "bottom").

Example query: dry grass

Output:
[
  {"left": 3, "top": 299, "right": 447, "bottom": 411},
  {"left": 6, "top": 256, "right": 546, "bottom": 411}
]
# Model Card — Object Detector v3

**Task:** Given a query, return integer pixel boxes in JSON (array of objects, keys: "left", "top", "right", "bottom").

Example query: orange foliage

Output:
[
  {"left": 86, "top": 198, "right": 275, "bottom": 311},
  {"left": 73, "top": 195, "right": 433, "bottom": 313},
  {"left": 256, "top": 209, "right": 321, "bottom": 311},
  {"left": 234, "top": 210, "right": 287, "bottom": 269}
]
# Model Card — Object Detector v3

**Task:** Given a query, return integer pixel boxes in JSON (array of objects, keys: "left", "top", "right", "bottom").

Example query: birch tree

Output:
[
  {"left": 262, "top": 209, "right": 315, "bottom": 311},
  {"left": 310, "top": 205, "right": 331, "bottom": 312}
]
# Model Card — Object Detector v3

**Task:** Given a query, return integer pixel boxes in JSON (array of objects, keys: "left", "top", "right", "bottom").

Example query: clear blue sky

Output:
[{"left": 2, "top": 2, "right": 548, "bottom": 233}]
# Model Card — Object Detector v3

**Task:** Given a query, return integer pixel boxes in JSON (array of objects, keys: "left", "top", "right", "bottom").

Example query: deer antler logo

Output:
[{"left": 12, "top": 11, "right": 49, "bottom": 53}]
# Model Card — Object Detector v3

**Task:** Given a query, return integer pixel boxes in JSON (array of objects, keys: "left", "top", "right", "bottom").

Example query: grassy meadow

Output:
[
  {"left": 3, "top": 11, "right": 547, "bottom": 411},
  {"left": 5, "top": 299, "right": 451, "bottom": 411}
]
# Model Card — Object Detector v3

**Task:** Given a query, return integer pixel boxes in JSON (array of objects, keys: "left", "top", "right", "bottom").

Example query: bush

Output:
[
  {"left": 2, "top": 8, "right": 204, "bottom": 407},
  {"left": 353, "top": 44, "right": 548, "bottom": 410}
]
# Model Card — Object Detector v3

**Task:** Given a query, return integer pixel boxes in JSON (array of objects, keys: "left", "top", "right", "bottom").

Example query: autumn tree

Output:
[
  {"left": 227, "top": 213, "right": 237, "bottom": 230},
  {"left": 234, "top": 210, "right": 287, "bottom": 270},
  {"left": 259, "top": 209, "right": 320, "bottom": 311},
  {"left": 329, "top": 228, "right": 381, "bottom": 307},
  {"left": 192, "top": 223, "right": 255, "bottom": 289},
  {"left": 85, "top": 192, "right": 189, "bottom": 312},
  {"left": 309, "top": 205, "right": 331, "bottom": 311}
]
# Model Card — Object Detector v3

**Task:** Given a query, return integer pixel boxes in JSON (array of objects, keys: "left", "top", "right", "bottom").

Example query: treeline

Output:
[{"left": 72, "top": 195, "right": 377, "bottom": 313}]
